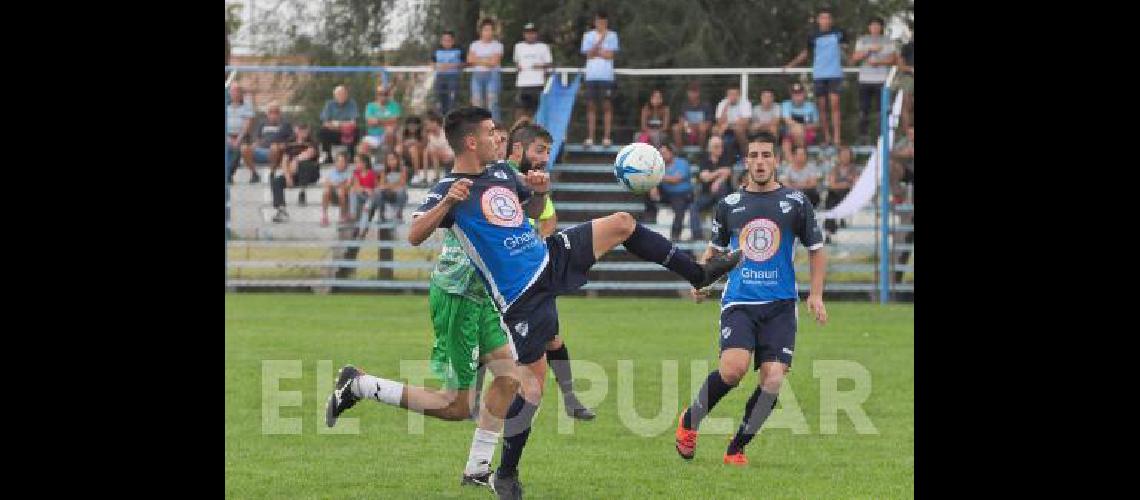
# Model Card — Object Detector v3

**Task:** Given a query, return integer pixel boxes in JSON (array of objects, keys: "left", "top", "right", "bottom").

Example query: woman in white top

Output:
[{"left": 468, "top": 19, "right": 504, "bottom": 122}]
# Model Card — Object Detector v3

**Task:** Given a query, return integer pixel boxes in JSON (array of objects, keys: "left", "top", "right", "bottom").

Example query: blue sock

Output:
[
  {"left": 496, "top": 395, "right": 538, "bottom": 478},
  {"left": 682, "top": 370, "right": 737, "bottom": 430},
  {"left": 623, "top": 223, "right": 703, "bottom": 286},
  {"left": 726, "top": 387, "right": 778, "bottom": 455}
]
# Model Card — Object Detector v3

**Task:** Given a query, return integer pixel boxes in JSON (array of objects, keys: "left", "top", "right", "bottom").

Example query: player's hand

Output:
[
  {"left": 807, "top": 293, "right": 827, "bottom": 326},
  {"left": 690, "top": 287, "right": 708, "bottom": 303},
  {"left": 445, "top": 178, "right": 472, "bottom": 205},
  {"left": 525, "top": 170, "right": 550, "bottom": 193}
]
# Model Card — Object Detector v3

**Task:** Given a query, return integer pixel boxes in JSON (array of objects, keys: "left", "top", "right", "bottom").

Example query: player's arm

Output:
[
  {"left": 408, "top": 179, "right": 470, "bottom": 246},
  {"left": 521, "top": 169, "right": 550, "bottom": 219},
  {"left": 799, "top": 203, "right": 828, "bottom": 325},
  {"left": 785, "top": 48, "right": 808, "bottom": 68}
]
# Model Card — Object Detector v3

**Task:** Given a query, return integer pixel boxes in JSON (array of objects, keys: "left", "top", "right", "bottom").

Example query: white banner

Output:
[{"left": 816, "top": 91, "right": 905, "bottom": 220}]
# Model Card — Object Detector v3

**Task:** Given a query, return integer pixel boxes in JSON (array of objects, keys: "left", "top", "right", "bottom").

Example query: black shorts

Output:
[
  {"left": 501, "top": 222, "right": 596, "bottom": 364},
  {"left": 516, "top": 86, "right": 543, "bottom": 111},
  {"left": 584, "top": 80, "right": 616, "bottom": 102},
  {"left": 813, "top": 78, "right": 844, "bottom": 96},
  {"left": 719, "top": 300, "right": 798, "bottom": 368}
]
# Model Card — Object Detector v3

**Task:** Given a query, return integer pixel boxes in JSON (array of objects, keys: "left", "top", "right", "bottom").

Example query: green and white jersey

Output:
[{"left": 429, "top": 229, "right": 492, "bottom": 303}]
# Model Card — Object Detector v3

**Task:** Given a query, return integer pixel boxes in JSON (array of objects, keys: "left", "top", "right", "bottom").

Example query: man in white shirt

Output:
[
  {"left": 714, "top": 85, "right": 751, "bottom": 162},
  {"left": 513, "top": 22, "right": 553, "bottom": 123}
]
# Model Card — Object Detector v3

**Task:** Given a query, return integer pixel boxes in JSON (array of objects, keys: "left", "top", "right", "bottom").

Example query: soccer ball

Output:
[{"left": 613, "top": 142, "right": 664, "bottom": 194}]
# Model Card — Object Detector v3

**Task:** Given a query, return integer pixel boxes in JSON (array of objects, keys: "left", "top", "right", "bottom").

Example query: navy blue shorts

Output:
[
  {"left": 501, "top": 222, "right": 596, "bottom": 364},
  {"left": 813, "top": 78, "right": 844, "bottom": 96},
  {"left": 585, "top": 80, "right": 616, "bottom": 102},
  {"left": 719, "top": 300, "right": 798, "bottom": 368}
]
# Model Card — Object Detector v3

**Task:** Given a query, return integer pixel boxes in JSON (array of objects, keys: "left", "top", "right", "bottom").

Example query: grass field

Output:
[{"left": 226, "top": 293, "right": 913, "bottom": 499}]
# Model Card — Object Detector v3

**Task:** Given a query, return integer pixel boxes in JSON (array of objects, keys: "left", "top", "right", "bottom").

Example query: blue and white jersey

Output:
[
  {"left": 413, "top": 161, "right": 548, "bottom": 311},
  {"left": 807, "top": 28, "right": 848, "bottom": 79},
  {"left": 709, "top": 186, "right": 824, "bottom": 308}
]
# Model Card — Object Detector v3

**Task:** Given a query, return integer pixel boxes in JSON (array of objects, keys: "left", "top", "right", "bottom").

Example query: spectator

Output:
[
  {"left": 852, "top": 16, "right": 898, "bottom": 144},
  {"left": 269, "top": 123, "right": 320, "bottom": 223},
  {"left": 782, "top": 145, "right": 821, "bottom": 207},
  {"left": 320, "top": 152, "right": 352, "bottom": 227},
  {"left": 689, "top": 135, "right": 733, "bottom": 240},
  {"left": 637, "top": 89, "right": 670, "bottom": 147},
  {"left": 364, "top": 85, "right": 401, "bottom": 153},
  {"left": 895, "top": 30, "right": 914, "bottom": 131},
  {"left": 319, "top": 85, "right": 360, "bottom": 164},
  {"left": 241, "top": 102, "right": 293, "bottom": 176},
  {"left": 672, "top": 81, "right": 714, "bottom": 148},
  {"left": 780, "top": 82, "right": 821, "bottom": 160},
  {"left": 644, "top": 143, "right": 692, "bottom": 241},
  {"left": 749, "top": 89, "right": 782, "bottom": 138},
  {"left": 378, "top": 151, "right": 409, "bottom": 223},
  {"left": 580, "top": 10, "right": 620, "bottom": 147},
  {"left": 823, "top": 146, "right": 859, "bottom": 243},
  {"left": 713, "top": 85, "right": 751, "bottom": 161},
  {"left": 468, "top": 19, "right": 504, "bottom": 122},
  {"left": 889, "top": 125, "right": 914, "bottom": 204},
  {"left": 513, "top": 22, "right": 553, "bottom": 123},
  {"left": 400, "top": 116, "right": 426, "bottom": 185},
  {"left": 422, "top": 112, "right": 454, "bottom": 182},
  {"left": 786, "top": 7, "right": 850, "bottom": 147},
  {"left": 349, "top": 154, "right": 380, "bottom": 235},
  {"left": 226, "top": 84, "right": 258, "bottom": 183},
  {"left": 432, "top": 31, "right": 465, "bottom": 116}
]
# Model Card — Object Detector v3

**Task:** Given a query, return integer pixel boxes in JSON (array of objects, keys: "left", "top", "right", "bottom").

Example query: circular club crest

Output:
[
  {"left": 481, "top": 186, "right": 525, "bottom": 227},
  {"left": 739, "top": 218, "right": 781, "bottom": 262}
]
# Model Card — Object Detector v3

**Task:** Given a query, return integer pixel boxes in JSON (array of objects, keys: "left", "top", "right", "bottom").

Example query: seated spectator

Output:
[
  {"left": 780, "top": 82, "right": 821, "bottom": 160},
  {"left": 378, "top": 151, "right": 409, "bottom": 223},
  {"left": 349, "top": 154, "right": 381, "bottom": 237},
  {"left": 318, "top": 85, "right": 360, "bottom": 164},
  {"left": 320, "top": 152, "right": 352, "bottom": 227},
  {"left": 400, "top": 116, "right": 426, "bottom": 185},
  {"left": 242, "top": 102, "right": 293, "bottom": 175},
  {"left": 422, "top": 112, "right": 454, "bottom": 181},
  {"left": 226, "top": 83, "right": 258, "bottom": 183},
  {"left": 749, "top": 89, "right": 781, "bottom": 137},
  {"left": 672, "top": 81, "right": 714, "bottom": 148},
  {"left": 782, "top": 145, "right": 821, "bottom": 207},
  {"left": 364, "top": 85, "right": 401, "bottom": 152},
  {"left": 713, "top": 85, "right": 751, "bottom": 161},
  {"left": 643, "top": 143, "right": 692, "bottom": 241},
  {"left": 823, "top": 146, "right": 859, "bottom": 243},
  {"left": 269, "top": 123, "right": 320, "bottom": 223},
  {"left": 690, "top": 135, "right": 734, "bottom": 240},
  {"left": 889, "top": 125, "right": 914, "bottom": 204},
  {"left": 636, "top": 89, "right": 670, "bottom": 147}
]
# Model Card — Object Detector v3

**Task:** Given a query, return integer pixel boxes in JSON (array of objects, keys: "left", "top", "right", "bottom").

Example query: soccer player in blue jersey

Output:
[
  {"left": 675, "top": 132, "right": 828, "bottom": 466},
  {"left": 393, "top": 107, "right": 740, "bottom": 498}
]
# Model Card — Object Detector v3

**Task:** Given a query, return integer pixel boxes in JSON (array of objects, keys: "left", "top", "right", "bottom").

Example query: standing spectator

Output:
[
  {"left": 378, "top": 151, "right": 409, "bottom": 223},
  {"left": 823, "top": 146, "right": 859, "bottom": 243},
  {"left": 226, "top": 83, "right": 258, "bottom": 183},
  {"left": 748, "top": 89, "right": 782, "bottom": 138},
  {"left": 713, "top": 85, "right": 751, "bottom": 161},
  {"left": 513, "top": 22, "right": 553, "bottom": 123},
  {"left": 780, "top": 83, "right": 821, "bottom": 160},
  {"left": 422, "top": 112, "right": 454, "bottom": 182},
  {"left": 786, "top": 7, "right": 850, "bottom": 147},
  {"left": 672, "top": 81, "right": 714, "bottom": 148},
  {"left": 643, "top": 143, "right": 692, "bottom": 241},
  {"left": 268, "top": 124, "right": 319, "bottom": 224},
  {"left": 895, "top": 30, "right": 914, "bottom": 131},
  {"left": 852, "top": 16, "right": 898, "bottom": 143},
  {"left": 320, "top": 152, "right": 352, "bottom": 227},
  {"left": 889, "top": 125, "right": 914, "bottom": 203},
  {"left": 637, "top": 89, "right": 670, "bottom": 147},
  {"left": 468, "top": 19, "right": 504, "bottom": 122},
  {"left": 689, "top": 135, "right": 733, "bottom": 240},
  {"left": 400, "top": 116, "right": 426, "bottom": 185},
  {"left": 319, "top": 85, "right": 360, "bottom": 164},
  {"left": 782, "top": 145, "right": 822, "bottom": 207},
  {"left": 580, "top": 10, "right": 619, "bottom": 147},
  {"left": 432, "top": 31, "right": 465, "bottom": 116},
  {"left": 364, "top": 85, "right": 401, "bottom": 152},
  {"left": 241, "top": 102, "right": 292, "bottom": 176}
]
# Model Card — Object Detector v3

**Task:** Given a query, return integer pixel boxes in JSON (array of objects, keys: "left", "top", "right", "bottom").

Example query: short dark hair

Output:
[
  {"left": 480, "top": 18, "right": 495, "bottom": 30},
  {"left": 508, "top": 121, "right": 553, "bottom": 152},
  {"left": 747, "top": 132, "right": 778, "bottom": 150},
  {"left": 335, "top": 151, "right": 348, "bottom": 161},
  {"left": 424, "top": 111, "right": 442, "bottom": 124},
  {"left": 445, "top": 106, "right": 493, "bottom": 154},
  {"left": 595, "top": 10, "right": 608, "bottom": 20},
  {"left": 818, "top": 7, "right": 833, "bottom": 16},
  {"left": 442, "top": 30, "right": 455, "bottom": 37},
  {"left": 357, "top": 153, "right": 373, "bottom": 168},
  {"left": 659, "top": 142, "right": 676, "bottom": 154},
  {"left": 869, "top": 16, "right": 885, "bottom": 26}
]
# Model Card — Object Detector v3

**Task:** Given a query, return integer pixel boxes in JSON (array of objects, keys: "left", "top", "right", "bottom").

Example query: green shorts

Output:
[{"left": 428, "top": 283, "right": 510, "bottom": 390}]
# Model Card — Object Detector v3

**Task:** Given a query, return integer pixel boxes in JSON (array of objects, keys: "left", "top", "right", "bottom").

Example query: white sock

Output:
[
  {"left": 464, "top": 427, "right": 501, "bottom": 475},
  {"left": 351, "top": 374, "right": 404, "bottom": 406}
]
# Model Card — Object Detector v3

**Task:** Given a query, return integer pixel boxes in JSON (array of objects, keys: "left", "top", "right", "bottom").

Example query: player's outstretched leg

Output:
[
  {"left": 546, "top": 336, "right": 595, "bottom": 420},
  {"left": 590, "top": 212, "right": 741, "bottom": 289},
  {"left": 675, "top": 348, "right": 750, "bottom": 460},
  {"left": 723, "top": 361, "right": 786, "bottom": 466}
]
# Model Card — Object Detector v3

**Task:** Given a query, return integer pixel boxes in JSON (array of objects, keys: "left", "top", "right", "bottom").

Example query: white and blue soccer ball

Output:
[{"left": 613, "top": 142, "right": 665, "bottom": 194}]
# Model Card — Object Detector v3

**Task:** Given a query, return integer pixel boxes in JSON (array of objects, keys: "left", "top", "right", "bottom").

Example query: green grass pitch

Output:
[{"left": 226, "top": 293, "right": 913, "bottom": 499}]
